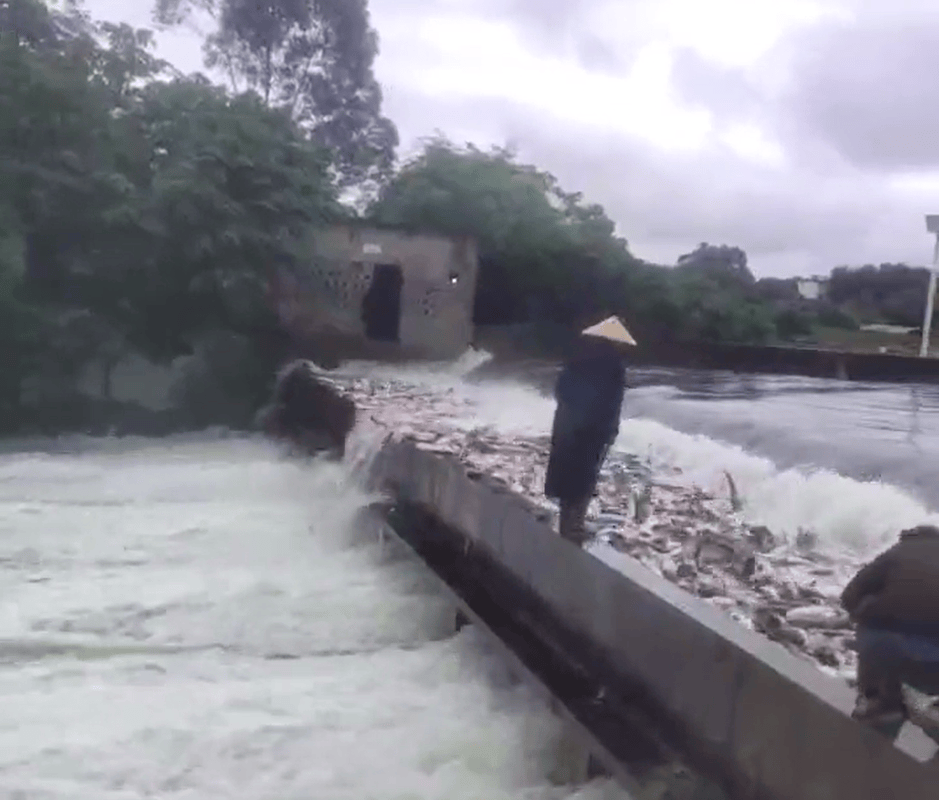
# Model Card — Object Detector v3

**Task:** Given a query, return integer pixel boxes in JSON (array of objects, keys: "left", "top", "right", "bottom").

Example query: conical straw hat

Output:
[{"left": 580, "top": 316, "right": 637, "bottom": 346}]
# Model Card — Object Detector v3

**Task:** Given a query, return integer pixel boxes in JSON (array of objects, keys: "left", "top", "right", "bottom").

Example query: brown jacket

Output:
[{"left": 841, "top": 526, "right": 939, "bottom": 631}]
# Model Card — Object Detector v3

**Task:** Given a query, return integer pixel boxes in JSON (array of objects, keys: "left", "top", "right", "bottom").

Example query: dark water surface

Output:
[{"left": 622, "top": 368, "right": 939, "bottom": 509}]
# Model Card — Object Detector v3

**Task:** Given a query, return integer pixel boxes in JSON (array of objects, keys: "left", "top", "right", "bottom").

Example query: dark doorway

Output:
[{"left": 361, "top": 263, "right": 403, "bottom": 342}]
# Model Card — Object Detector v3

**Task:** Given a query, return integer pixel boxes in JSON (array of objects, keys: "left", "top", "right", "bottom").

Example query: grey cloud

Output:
[
  {"left": 496, "top": 0, "right": 637, "bottom": 74},
  {"left": 87, "top": 0, "right": 937, "bottom": 275},
  {"left": 573, "top": 32, "right": 629, "bottom": 74},
  {"left": 777, "top": 16, "right": 939, "bottom": 171},
  {"left": 669, "top": 47, "right": 763, "bottom": 121},
  {"left": 373, "top": 0, "right": 635, "bottom": 74},
  {"left": 665, "top": 11, "right": 939, "bottom": 172},
  {"left": 482, "top": 0, "right": 601, "bottom": 40},
  {"left": 382, "top": 87, "right": 923, "bottom": 276}
]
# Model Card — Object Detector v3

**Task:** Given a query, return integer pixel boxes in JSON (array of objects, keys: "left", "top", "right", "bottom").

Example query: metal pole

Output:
[{"left": 920, "top": 233, "right": 939, "bottom": 357}]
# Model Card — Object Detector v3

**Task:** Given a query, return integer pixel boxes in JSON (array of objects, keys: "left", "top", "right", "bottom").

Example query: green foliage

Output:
[
  {"left": 827, "top": 263, "right": 929, "bottom": 327},
  {"left": 153, "top": 0, "right": 399, "bottom": 189},
  {"left": 669, "top": 270, "right": 776, "bottom": 344},
  {"left": 754, "top": 276, "right": 799, "bottom": 303},
  {"left": 101, "top": 77, "right": 339, "bottom": 360},
  {"left": 816, "top": 305, "right": 859, "bottom": 330},
  {"left": 368, "top": 138, "right": 784, "bottom": 344},
  {"left": 676, "top": 243, "right": 755, "bottom": 289},
  {"left": 368, "top": 137, "right": 638, "bottom": 326},
  {"left": 0, "top": 0, "right": 339, "bottom": 430},
  {"left": 774, "top": 308, "right": 814, "bottom": 340}
]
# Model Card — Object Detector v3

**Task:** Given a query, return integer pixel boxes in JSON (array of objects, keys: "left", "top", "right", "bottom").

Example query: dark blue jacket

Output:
[
  {"left": 544, "top": 351, "right": 626, "bottom": 501},
  {"left": 554, "top": 352, "right": 627, "bottom": 442}
]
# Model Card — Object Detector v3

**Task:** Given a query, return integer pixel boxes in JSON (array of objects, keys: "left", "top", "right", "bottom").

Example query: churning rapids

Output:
[
  {"left": 0, "top": 436, "right": 625, "bottom": 799},
  {"left": 2, "top": 349, "right": 936, "bottom": 797}
]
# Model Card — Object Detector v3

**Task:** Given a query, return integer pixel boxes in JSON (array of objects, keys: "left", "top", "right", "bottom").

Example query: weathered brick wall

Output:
[{"left": 272, "top": 224, "right": 478, "bottom": 360}]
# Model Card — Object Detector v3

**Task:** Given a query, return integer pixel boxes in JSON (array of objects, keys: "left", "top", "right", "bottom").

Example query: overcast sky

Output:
[{"left": 85, "top": 0, "right": 939, "bottom": 277}]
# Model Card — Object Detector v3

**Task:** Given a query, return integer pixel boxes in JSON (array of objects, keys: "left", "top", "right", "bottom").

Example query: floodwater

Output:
[
  {"left": 623, "top": 368, "right": 939, "bottom": 509},
  {"left": 341, "top": 352, "right": 939, "bottom": 556},
  {"left": 0, "top": 435, "right": 624, "bottom": 799},
  {"left": 4, "top": 350, "right": 939, "bottom": 797}
]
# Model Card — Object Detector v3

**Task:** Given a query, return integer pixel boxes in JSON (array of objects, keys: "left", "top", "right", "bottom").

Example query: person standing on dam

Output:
[
  {"left": 840, "top": 524, "right": 939, "bottom": 738},
  {"left": 544, "top": 316, "right": 636, "bottom": 545}
]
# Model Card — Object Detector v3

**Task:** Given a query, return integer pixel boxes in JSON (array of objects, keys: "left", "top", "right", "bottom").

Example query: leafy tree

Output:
[
  {"left": 676, "top": 243, "right": 755, "bottom": 290},
  {"left": 826, "top": 263, "right": 931, "bottom": 327},
  {"left": 0, "top": 0, "right": 342, "bottom": 430},
  {"left": 670, "top": 270, "right": 776, "bottom": 344},
  {"left": 152, "top": 0, "right": 398, "bottom": 189},
  {"left": 774, "top": 308, "right": 814, "bottom": 340},
  {"left": 816, "top": 304, "right": 859, "bottom": 330},
  {"left": 368, "top": 138, "right": 793, "bottom": 345},
  {"left": 755, "top": 276, "right": 799, "bottom": 303},
  {"left": 99, "top": 77, "right": 340, "bottom": 361},
  {"left": 369, "top": 137, "right": 639, "bottom": 326},
  {"left": 0, "top": 0, "right": 103, "bottom": 416}
]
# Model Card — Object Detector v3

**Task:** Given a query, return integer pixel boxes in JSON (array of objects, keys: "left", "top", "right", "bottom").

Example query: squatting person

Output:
[
  {"left": 841, "top": 524, "right": 939, "bottom": 738},
  {"left": 544, "top": 316, "right": 635, "bottom": 546}
]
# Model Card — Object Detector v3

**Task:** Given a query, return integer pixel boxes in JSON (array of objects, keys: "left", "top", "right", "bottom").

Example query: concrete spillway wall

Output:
[
  {"left": 474, "top": 323, "right": 939, "bottom": 384},
  {"left": 363, "top": 436, "right": 939, "bottom": 799},
  {"left": 624, "top": 339, "right": 939, "bottom": 383}
]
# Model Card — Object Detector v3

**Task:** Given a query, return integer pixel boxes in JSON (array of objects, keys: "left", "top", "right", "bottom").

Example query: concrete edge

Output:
[{"left": 364, "top": 436, "right": 939, "bottom": 799}]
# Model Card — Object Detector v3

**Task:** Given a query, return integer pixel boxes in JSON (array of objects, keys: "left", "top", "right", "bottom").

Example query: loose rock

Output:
[
  {"left": 747, "top": 525, "right": 777, "bottom": 552},
  {"left": 785, "top": 605, "right": 850, "bottom": 630}
]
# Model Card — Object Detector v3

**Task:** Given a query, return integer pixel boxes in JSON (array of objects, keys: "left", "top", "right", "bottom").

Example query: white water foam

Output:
[
  {"left": 344, "top": 360, "right": 938, "bottom": 558},
  {"left": 0, "top": 435, "right": 624, "bottom": 799},
  {"left": 613, "top": 416, "right": 939, "bottom": 557},
  {"left": 339, "top": 346, "right": 494, "bottom": 385}
]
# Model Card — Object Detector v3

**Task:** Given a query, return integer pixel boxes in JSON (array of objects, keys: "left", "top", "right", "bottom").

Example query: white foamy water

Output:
[
  {"left": 339, "top": 350, "right": 938, "bottom": 557},
  {"left": 0, "top": 434, "right": 624, "bottom": 799}
]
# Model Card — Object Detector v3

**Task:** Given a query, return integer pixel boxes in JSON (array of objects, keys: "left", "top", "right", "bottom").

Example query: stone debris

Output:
[
  {"left": 785, "top": 605, "right": 850, "bottom": 630},
  {"left": 335, "top": 371, "right": 867, "bottom": 685},
  {"left": 902, "top": 684, "right": 939, "bottom": 742}
]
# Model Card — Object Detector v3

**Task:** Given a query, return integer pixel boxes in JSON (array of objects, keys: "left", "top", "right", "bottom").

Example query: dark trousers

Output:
[
  {"left": 558, "top": 496, "right": 592, "bottom": 545},
  {"left": 855, "top": 624, "right": 939, "bottom": 738},
  {"left": 857, "top": 625, "right": 939, "bottom": 698}
]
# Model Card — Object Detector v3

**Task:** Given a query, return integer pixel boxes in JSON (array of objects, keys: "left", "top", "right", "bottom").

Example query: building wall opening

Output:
[{"left": 361, "top": 263, "right": 403, "bottom": 342}]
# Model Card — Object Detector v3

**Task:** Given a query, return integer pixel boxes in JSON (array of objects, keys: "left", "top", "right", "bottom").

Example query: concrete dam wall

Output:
[
  {"left": 358, "top": 434, "right": 939, "bottom": 799},
  {"left": 474, "top": 323, "right": 939, "bottom": 384}
]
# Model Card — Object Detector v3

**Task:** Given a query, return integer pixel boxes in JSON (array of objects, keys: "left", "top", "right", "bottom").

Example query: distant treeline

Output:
[{"left": 758, "top": 264, "right": 936, "bottom": 331}]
